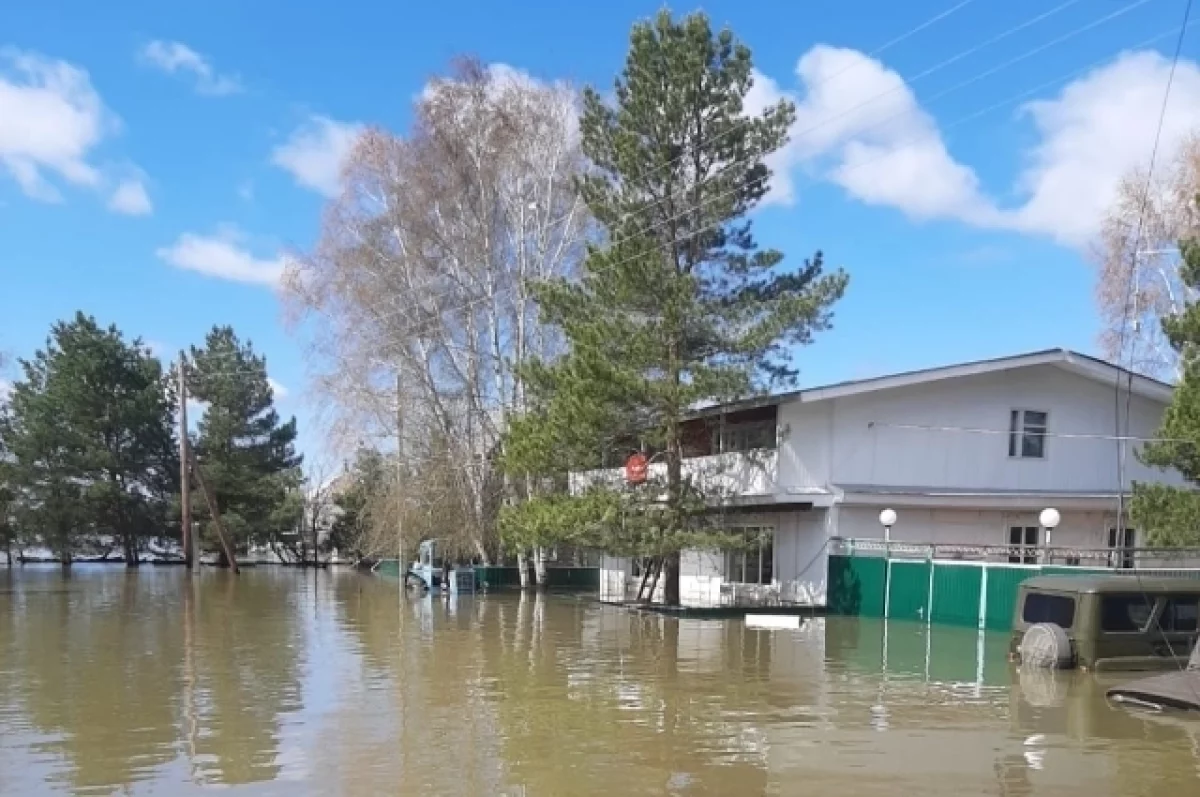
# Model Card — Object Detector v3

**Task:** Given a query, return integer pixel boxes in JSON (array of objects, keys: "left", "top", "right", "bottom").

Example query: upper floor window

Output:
[
  {"left": 1008, "top": 409, "right": 1048, "bottom": 459},
  {"left": 712, "top": 420, "right": 776, "bottom": 454}
]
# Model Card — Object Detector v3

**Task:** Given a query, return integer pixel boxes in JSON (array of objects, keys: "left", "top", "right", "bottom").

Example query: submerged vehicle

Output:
[
  {"left": 407, "top": 538, "right": 476, "bottom": 594},
  {"left": 1107, "top": 642, "right": 1200, "bottom": 712},
  {"left": 1010, "top": 575, "right": 1200, "bottom": 672}
]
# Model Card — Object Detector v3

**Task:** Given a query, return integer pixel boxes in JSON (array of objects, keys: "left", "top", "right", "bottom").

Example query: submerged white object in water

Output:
[{"left": 745, "top": 614, "right": 801, "bottom": 630}]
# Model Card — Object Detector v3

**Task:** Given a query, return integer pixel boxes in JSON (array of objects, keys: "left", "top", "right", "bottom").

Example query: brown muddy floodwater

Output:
[{"left": 1, "top": 567, "right": 1198, "bottom": 796}]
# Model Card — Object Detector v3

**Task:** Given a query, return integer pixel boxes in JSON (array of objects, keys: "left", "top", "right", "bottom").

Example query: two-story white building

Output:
[{"left": 593, "top": 349, "right": 1189, "bottom": 608}]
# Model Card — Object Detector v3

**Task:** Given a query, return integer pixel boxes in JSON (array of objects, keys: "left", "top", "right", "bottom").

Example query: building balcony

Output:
[{"left": 569, "top": 449, "right": 779, "bottom": 500}]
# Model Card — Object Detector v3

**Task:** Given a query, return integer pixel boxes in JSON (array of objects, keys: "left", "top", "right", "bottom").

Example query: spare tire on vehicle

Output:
[{"left": 1018, "top": 622, "right": 1074, "bottom": 669}]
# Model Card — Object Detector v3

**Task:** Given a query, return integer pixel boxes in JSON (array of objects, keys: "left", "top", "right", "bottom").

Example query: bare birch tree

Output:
[
  {"left": 1096, "top": 135, "right": 1200, "bottom": 378},
  {"left": 283, "top": 58, "right": 591, "bottom": 576}
]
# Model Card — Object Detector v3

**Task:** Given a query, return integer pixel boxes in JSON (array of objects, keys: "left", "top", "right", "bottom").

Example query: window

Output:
[
  {"left": 1108, "top": 527, "right": 1137, "bottom": 570},
  {"left": 725, "top": 527, "right": 774, "bottom": 585},
  {"left": 1022, "top": 593, "right": 1076, "bottom": 629},
  {"left": 1100, "top": 594, "right": 1155, "bottom": 632},
  {"left": 1157, "top": 597, "right": 1199, "bottom": 633},
  {"left": 712, "top": 421, "right": 776, "bottom": 454},
  {"left": 1008, "top": 526, "right": 1040, "bottom": 564},
  {"left": 1008, "top": 410, "right": 1048, "bottom": 459}
]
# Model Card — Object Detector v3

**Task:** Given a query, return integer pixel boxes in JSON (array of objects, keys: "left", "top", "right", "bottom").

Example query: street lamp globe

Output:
[
  {"left": 1039, "top": 508, "right": 1061, "bottom": 529},
  {"left": 879, "top": 508, "right": 897, "bottom": 528}
]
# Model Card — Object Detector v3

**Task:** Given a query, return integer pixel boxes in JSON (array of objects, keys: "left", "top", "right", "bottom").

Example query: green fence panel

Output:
[
  {"left": 983, "top": 565, "right": 1035, "bottom": 630},
  {"left": 472, "top": 566, "right": 600, "bottom": 590},
  {"left": 545, "top": 567, "right": 601, "bottom": 589},
  {"left": 887, "top": 561, "right": 932, "bottom": 623},
  {"left": 930, "top": 563, "right": 983, "bottom": 627},
  {"left": 474, "top": 566, "right": 522, "bottom": 588},
  {"left": 374, "top": 559, "right": 402, "bottom": 579},
  {"left": 827, "top": 554, "right": 887, "bottom": 617}
]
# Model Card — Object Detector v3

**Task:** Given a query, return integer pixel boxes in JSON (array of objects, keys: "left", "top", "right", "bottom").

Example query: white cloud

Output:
[
  {"left": 237, "top": 179, "right": 254, "bottom": 202},
  {"left": 156, "top": 227, "right": 285, "bottom": 286},
  {"left": 757, "top": 47, "right": 999, "bottom": 225},
  {"left": 757, "top": 45, "right": 1200, "bottom": 249},
  {"left": 0, "top": 378, "right": 11, "bottom": 404},
  {"left": 267, "top": 377, "right": 289, "bottom": 400},
  {"left": 138, "top": 40, "right": 242, "bottom": 96},
  {"left": 0, "top": 50, "right": 108, "bottom": 202},
  {"left": 107, "top": 177, "right": 152, "bottom": 215},
  {"left": 270, "top": 115, "right": 362, "bottom": 197},
  {"left": 1010, "top": 51, "right": 1200, "bottom": 247}
]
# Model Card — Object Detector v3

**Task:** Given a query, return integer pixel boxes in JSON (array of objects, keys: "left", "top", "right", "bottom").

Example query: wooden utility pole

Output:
[
  {"left": 178, "top": 354, "right": 193, "bottom": 569},
  {"left": 187, "top": 446, "right": 240, "bottom": 574}
]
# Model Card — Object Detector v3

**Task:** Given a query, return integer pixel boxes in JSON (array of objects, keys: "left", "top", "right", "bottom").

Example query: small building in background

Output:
[{"left": 581, "top": 349, "right": 1192, "bottom": 608}]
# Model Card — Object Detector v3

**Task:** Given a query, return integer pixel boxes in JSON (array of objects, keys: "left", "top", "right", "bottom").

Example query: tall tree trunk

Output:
[
  {"left": 516, "top": 550, "right": 530, "bottom": 589},
  {"left": 662, "top": 551, "right": 680, "bottom": 606},
  {"left": 533, "top": 546, "right": 547, "bottom": 590},
  {"left": 124, "top": 533, "right": 140, "bottom": 568}
]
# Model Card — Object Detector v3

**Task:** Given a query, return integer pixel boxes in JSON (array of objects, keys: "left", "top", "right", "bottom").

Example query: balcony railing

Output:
[
  {"left": 833, "top": 537, "right": 1200, "bottom": 570},
  {"left": 570, "top": 450, "right": 778, "bottom": 498}
]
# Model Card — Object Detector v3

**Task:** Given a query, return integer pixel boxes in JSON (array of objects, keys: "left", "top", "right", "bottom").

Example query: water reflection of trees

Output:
[
  {"left": 2, "top": 568, "right": 183, "bottom": 792},
  {"left": 475, "top": 594, "right": 774, "bottom": 795},
  {"left": 0, "top": 567, "right": 307, "bottom": 792},
  {"left": 186, "top": 570, "right": 306, "bottom": 785},
  {"left": 325, "top": 573, "right": 507, "bottom": 796}
]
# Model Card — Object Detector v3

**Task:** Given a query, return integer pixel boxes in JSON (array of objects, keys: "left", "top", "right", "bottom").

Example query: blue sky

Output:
[{"left": 2, "top": 0, "right": 1199, "bottom": 461}]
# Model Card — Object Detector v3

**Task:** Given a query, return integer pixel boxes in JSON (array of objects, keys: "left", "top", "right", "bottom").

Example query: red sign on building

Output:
[{"left": 624, "top": 452, "right": 649, "bottom": 484}]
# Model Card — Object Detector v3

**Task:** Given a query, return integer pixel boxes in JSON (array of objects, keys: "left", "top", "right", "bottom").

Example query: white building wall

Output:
[
  {"left": 679, "top": 549, "right": 724, "bottom": 606},
  {"left": 776, "top": 400, "right": 832, "bottom": 491},
  {"left": 825, "top": 365, "right": 1181, "bottom": 493},
  {"left": 837, "top": 506, "right": 1118, "bottom": 548},
  {"left": 774, "top": 510, "right": 829, "bottom": 605}
]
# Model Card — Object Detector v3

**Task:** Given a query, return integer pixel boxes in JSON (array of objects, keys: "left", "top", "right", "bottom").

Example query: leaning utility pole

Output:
[
  {"left": 187, "top": 446, "right": 240, "bottom": 574},
  {"left": 178, "top": 353, "right": 193, "bottom": 569}
]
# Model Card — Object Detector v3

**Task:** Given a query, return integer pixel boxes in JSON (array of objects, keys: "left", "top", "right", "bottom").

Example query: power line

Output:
[
  {"left": 867, "top": 421, "right": 1196, "bottom": 445},
  {"left": 328, "top": 16, "right": 1197, "bottom": 364},
  {"left": 338, "top": 0, "right": 1152, "bottom": 334},
  {"left": 596, "top": 0, "right": 980, "bottom": 216},
  {"left": 1113, "top": 0, "right": 1195, "bottom": 534},
  {"left": 1107, "top": 0, "right": 1197, "bottom": 695}
]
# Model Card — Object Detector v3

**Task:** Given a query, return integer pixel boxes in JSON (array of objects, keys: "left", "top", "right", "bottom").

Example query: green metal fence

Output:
[
  {"left": 827, "top": 543, "right": 1200, "bottom": 631},
  {"left": 374, "top": 561, "right": 599, "bottom": 591}
]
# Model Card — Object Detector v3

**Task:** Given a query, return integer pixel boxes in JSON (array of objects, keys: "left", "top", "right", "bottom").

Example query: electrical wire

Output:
[
  {"left": 324, "top": 15, "right": 1198, "bottom": 367},
  {"left": 1105, "top": 0, "right": 1198, "bottom": 692},
  {"left": 866, "top": 421, "right": 1196, "bottom": 445},
  {"left": 329, "top": 0, "right": 1133, "bottom": 332}
]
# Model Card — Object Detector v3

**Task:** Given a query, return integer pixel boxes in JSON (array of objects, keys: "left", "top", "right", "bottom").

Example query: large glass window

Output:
[{"left": 725, "top": 527, "right": 774, "bottom": 585}]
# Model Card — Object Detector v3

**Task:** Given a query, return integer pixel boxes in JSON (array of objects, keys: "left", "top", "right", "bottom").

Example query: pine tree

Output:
[
  {"left": 188, "top": 327, "right": 302, "bottom": 558},
  {"left": 328, "top": 447, "right": 386, "bottom": 563},
  {"left": 0, "top": 313, "right": 176, "bottom": 565},
  {"left": 1133, "top": 235, "right": 1200, "bottom": 545},
  {"left": 502, "top": 10, "right": 847, "bottom": 604}
]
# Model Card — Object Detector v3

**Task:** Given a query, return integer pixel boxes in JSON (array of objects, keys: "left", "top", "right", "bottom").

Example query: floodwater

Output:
[{"left": 0, "top": 568, "right": 1197, "bottom": 796}]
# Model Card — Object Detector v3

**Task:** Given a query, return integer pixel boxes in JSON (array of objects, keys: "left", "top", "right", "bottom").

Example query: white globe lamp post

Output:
[
  {"left": 1039, "top": 507, "right": 1061, "bottom": 563},
  {"left": 879, "top": 508, "right": 897, "bottom": 546}
]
